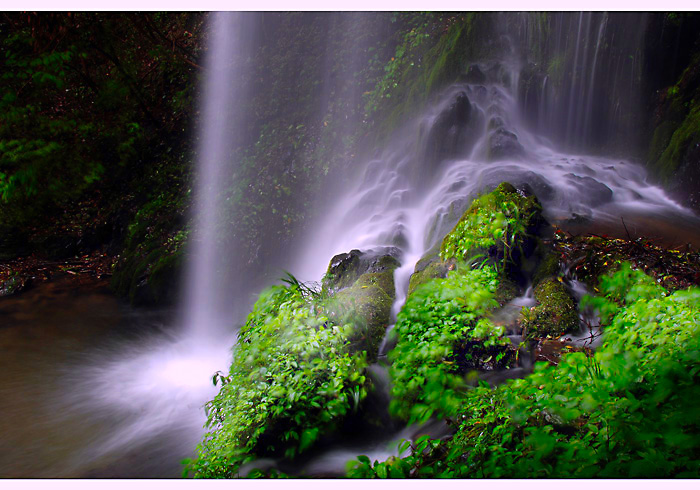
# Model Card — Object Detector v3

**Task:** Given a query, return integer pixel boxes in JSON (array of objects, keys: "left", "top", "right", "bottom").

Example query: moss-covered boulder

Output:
[
  {"left": 408, "top": 259, "right": 450, "bottom": 296},
  {"left": 521, "top": 278, "right": 579, "bottom": 339},
  {"left": 531, "top": 249, "right": 561, "bottom": 287},
  {"left": 325, "top": 247, "right": 401, "bottom": 362},
  {"left": 388, "top": 182, "right": 552, "bottom": 422},
  {"left": 131, "top": 250, "right": 184, "bottom": 306},
  {"left": 440, "top": 182, "right": 543, "bottom": 276}
]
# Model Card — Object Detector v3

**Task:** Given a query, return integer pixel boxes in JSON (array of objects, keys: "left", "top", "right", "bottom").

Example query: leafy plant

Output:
[
  {"left": 186, "top": 277, "right": 371, "bottom": 478},
  {"left": 350, "top": 264, "right": 700, "bottom": 478}
]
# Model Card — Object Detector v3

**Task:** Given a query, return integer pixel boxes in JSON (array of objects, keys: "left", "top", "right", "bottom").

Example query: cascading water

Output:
[
  {"left": 291, "top": 14, "right": 700, "bottom": 474},
  {"left": 182, "top": 12, "right": 243, "bottom": 337}
]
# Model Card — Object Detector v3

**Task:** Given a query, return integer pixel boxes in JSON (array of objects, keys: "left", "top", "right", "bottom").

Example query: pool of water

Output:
[{"left": 0, "top": 274, "right": 232, "bottom": 478}]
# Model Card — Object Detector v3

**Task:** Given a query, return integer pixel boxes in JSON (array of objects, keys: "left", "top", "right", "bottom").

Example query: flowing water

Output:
[
  {"left": 2, "top": 12, "right": 700, "bottom": 478},
  {"left": 288, "top": 16, "right": 700, "bottom": 473}
]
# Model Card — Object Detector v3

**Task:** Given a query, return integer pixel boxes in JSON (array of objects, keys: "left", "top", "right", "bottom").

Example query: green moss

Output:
[
  {"left": 655, "top": 104, "right": 700, "bottom": 180},
  {"left": 369, "top": 14, "right": 494, "bottom": 144},
  {"left": 144, "top": 250, "right": 184, "bottom": 304},
  {"left": 354, "top": 270, "right": 395, "bottom": 297},
  {"left": 333, "top": 279, "right": 393, "bottom": 363},
  {"left": 408, "top": 260, "right": 450, "bottom": 296},
  {"left": 521, "top": 278, "right": 579, "bottom": 339},
  {"left": 424, "top": 19, "right": 472, "bottom": 95},
  {"left": 494, "top": 276, "right": 519, "bottom": 307},
  {"left": 547, "top": 54, "right": 566, "bottom": 86}
]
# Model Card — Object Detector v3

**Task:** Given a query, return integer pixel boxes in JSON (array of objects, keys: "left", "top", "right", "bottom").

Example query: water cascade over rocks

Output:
[{"left": 288, "top": 15, "right": 700, "bottom": 473}]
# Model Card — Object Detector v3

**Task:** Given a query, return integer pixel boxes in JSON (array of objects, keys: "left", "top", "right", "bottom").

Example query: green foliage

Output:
[
  {"left": 363, "top": 14, "right": 434, "bottom": 118},
  {"left": 0, "top": 30, "right": 104, "bottom": 223},
  {"left": 187, "top": 278, "right": 371, "bottom": 478},
  {"left": 389, "top": 264, "right": 506, "bottom": 423},
  {"left": 351, "top": 264, "right": 700, "bottom": 478}
]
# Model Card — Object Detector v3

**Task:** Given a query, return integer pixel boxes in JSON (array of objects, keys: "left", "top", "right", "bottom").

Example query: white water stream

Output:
[{"left": 2, "top": 12, "right": 699, "bottom": 479}]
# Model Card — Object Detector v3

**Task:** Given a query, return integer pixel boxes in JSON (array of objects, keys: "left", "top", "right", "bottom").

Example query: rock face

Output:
[
  {"left": 324, "top": 247, "right": 401, "bottom": 362},
  {"left": 422, "top": 91, "right": 483, "bottom": 176},
  {"left": 324, "top": 247, "right": 400, "bottom": 293},
  {"left": 563, "top": 173, "right": 613, "bottom": 207}
]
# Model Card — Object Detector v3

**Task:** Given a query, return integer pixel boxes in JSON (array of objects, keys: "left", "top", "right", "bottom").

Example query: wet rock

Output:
[
  {"left": 408, "top": 259, "right": 452, "bottom": 296},
  {"left": 564, "top": 173, "right": 613, "bottom": 207},
  {"left": 325, "top": 247, "right": 401, "bottom": 362},
  {"left": 460, "top": 63, "right": 487, "bottom": 84},
  {"left": 487, "top": 127, "right": 525, "bottom": 161},
  {"left": 494, "top": 276, "right": 519, "bottom": 307},
  {"left": 323, "top": 247, "right": 400, "bottom": 293},
  {"left": 131, "top": 252, "right": 184, "bottom": 306},
  {"left": 423, "top": 91, "right": 482, "bottom": 171},
  {"left": 516, "top": 173, "right": 556, "bottom": 202},
  {"left": 324, "top": 249, "right": 364, "bottom": 292},
  {"left": 531, "top": 250, "right": 561, "bottom": 287}
]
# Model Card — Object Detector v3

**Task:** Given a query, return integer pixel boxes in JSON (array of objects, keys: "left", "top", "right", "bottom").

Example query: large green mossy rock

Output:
[
  {"left": 531, "top": 248, "right": 561, "bottom": 287},
  {"left": 440, "top": 182, "right": 543, "bottom": 273},
  {"left": 521, "top": 278, "right": 579, "bottom": 339},
  {"left": 325, "top": 247, "right": 401, "bottom": 362}
]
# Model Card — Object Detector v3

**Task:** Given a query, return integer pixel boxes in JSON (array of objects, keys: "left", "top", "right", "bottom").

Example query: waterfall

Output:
[
  {"left": 182, "top": 12, "right": 243, "bottom": 336},
  {"left": 292, "top": 15, "right": 698, "bottom": 311},
  {"left": 514, "top": 13, "right": 650, "bottom": 153}
]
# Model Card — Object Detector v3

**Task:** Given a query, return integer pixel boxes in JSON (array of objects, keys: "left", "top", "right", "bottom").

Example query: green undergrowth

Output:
[
  {"left": 389, "top": 264, "right": 510, "bottom": 423},
  {"left": 349, "top": 264, "right": 700, "bottom": 478},
  {"left": 186, "top": 278, "right": 371, "bottom": 478}
]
